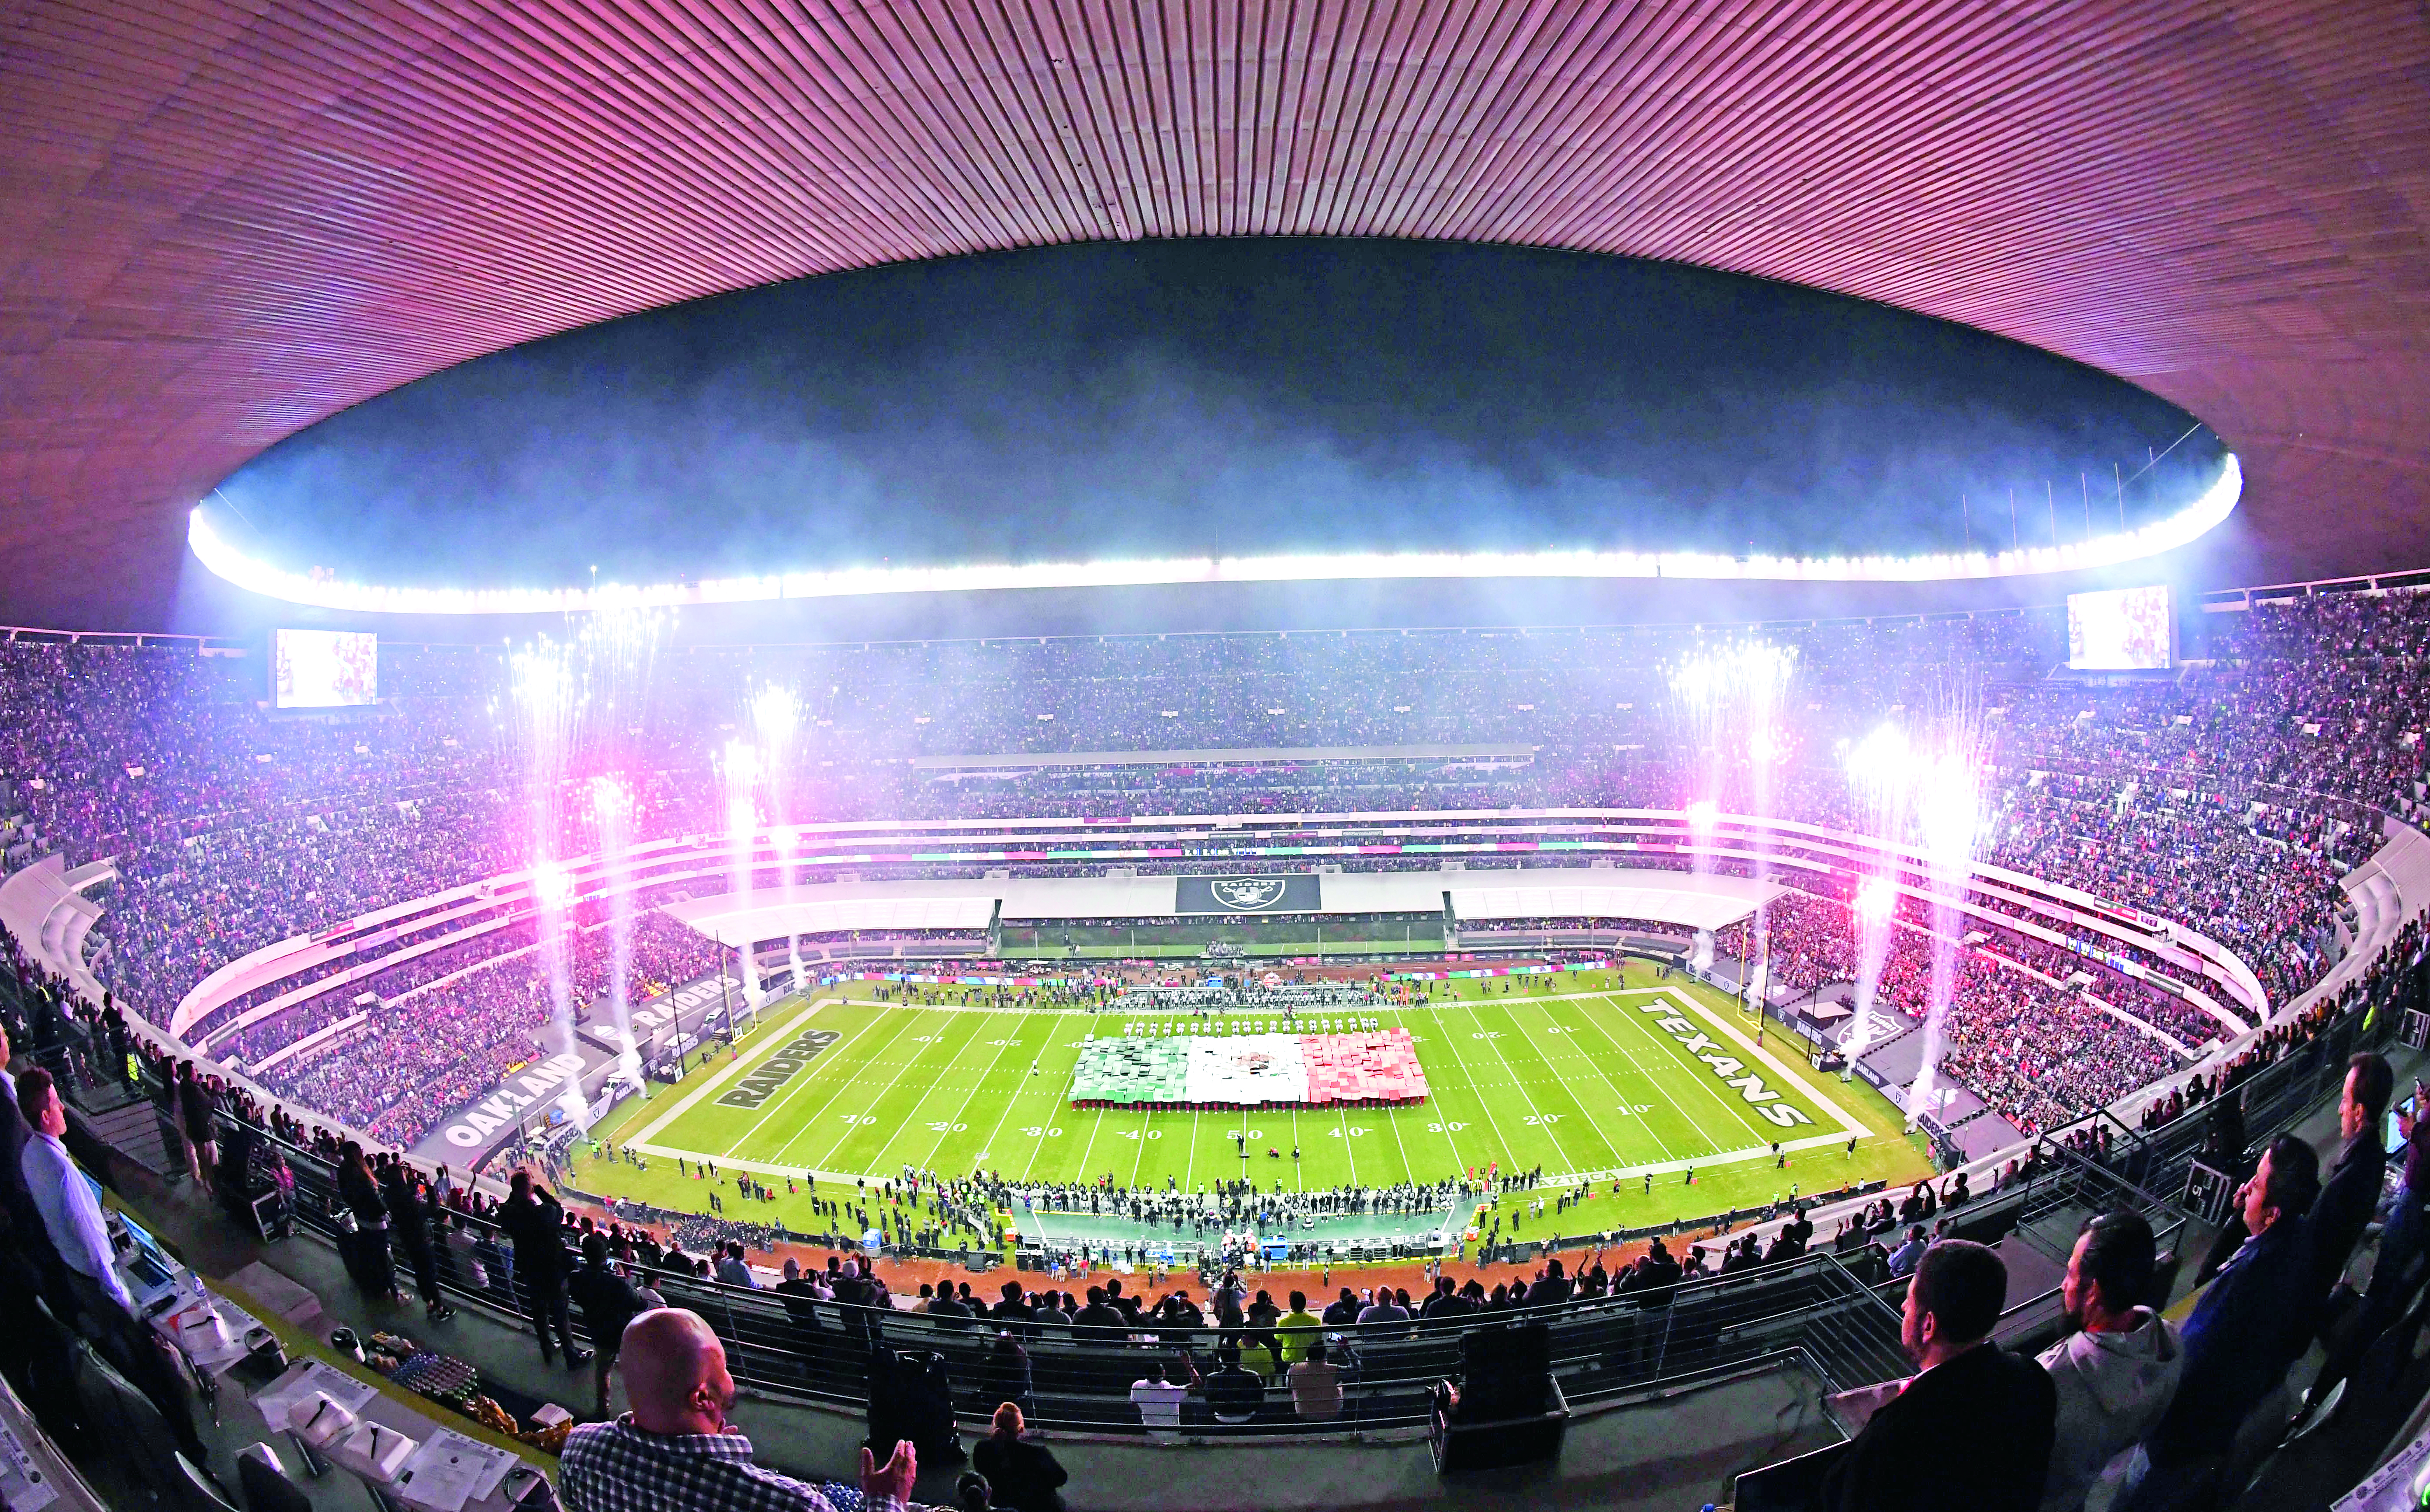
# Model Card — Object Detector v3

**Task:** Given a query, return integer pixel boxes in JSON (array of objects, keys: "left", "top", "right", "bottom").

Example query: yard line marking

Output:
[
  {"left": 1412, "top": 1003, "right": 1525, "bottom": 1177},
  {"left": 801, "top": 1006, "right": 991, "bottom": 1170},
  {"left": 1561, "top": 996, "right": 1696, "bottom": 1166},
  {"left": 1126, "top": 1107, "right": 1154, "bottom": 1187},
  {"left": 1485, "top": 998, "right": 1622, "bottom": 1174},
  {"left": 920, "top": 1010, "right": 1032, "bottom": 1170},
  {"left": 720, "top": 1002, "right": 928, "bottom": 1159},
  {"left": 1380, "top": 1103, "right": 1420, "bottom": 1187},
  {"left": 1011, "top": 1015, "right": 1093, "bottom": 1176},
  {"left": 1073, "top": 1106, "right": 1108, "bottom": 1185},
  {"left": 1453, "top": 999, "right": 1577, "bottom": 1173}
]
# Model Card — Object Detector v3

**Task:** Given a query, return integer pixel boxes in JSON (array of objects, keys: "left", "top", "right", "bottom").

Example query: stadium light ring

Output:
[{"left": 190, "top": 456, "right": 2237, "bottom": 614}]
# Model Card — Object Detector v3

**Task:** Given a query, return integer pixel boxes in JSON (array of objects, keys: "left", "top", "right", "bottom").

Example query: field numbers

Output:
[
  {"left": 1020, "top": 1126, "right": 1066, "bottom": 1138},
  {"left": 1615, "top": 1103, "right": 1654, "bottom": 1115},
  {"left": 838, "top": 1114, "right": 876, "bottom": 1125},
  {"left": 1427, "top": 1121, "right": 1471, "bottom": 1133},
  {"left": 911, "top": 1035, "right": 940, "bottom": 1043},
  {"left": 1329, "top": 1126, "right": 1371, "bottom": 1138},
  {"left": 926, "top": 1122, "right": 967, "bottom": 1133},
  {"left": 1523, "top": 1113, "right": 1562, "bottom": 1126},
  {"left": 1121, "top": 1130, "right": 1165, "bottom": 1142},
  {"left": 1541, "top": 1025, "right": 1574, "bottom": 1035},
  {"left": 1471, "top": 1031, "right": 1503, "bottom": 1040}
]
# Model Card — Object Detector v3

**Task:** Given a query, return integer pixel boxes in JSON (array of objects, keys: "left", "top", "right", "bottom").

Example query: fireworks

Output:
[
  {"left": 1835, "top": 702, "right": 1987, "bottom": 1123},
  {"left": 1854, "top": 875, "right": 1897, "bottom": 924},
  {"left": 590, "top": 775, "right": 640, "bottom": 1079},
  {"left": 505, "top": 608, "right": 669, "bottom": 1125},
  {"left": 1667, "top": 640, "right": 1796, "bottom": 874}
]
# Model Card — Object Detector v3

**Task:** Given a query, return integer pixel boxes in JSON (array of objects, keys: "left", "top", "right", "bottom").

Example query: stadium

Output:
[{"left": 0, "top": 7, "right": 2425, "bottom": 1512}]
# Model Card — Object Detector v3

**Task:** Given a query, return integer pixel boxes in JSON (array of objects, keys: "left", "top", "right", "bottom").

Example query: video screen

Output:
[
  {"left": 274, "top": 629, "right": 378, "bottom": 708},
  {"left": 2067, "top": 585, "right": 2173, "bottom": 671}
]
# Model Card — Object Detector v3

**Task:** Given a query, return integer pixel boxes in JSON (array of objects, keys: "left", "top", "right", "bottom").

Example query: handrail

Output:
[{"left": 208, "top": 1105, "right": 1908, "bottom": 1435}]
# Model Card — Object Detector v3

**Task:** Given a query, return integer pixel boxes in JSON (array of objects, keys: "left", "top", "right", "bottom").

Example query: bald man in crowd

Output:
[{"left": 560, "top": 1308, "right": 917, "bottom": 1512}]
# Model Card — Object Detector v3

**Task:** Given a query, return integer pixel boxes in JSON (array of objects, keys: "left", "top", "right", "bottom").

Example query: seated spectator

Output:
[
  {"left": 1322, "top": 1287, "right": 1363, "bottom": 1326},
  {"left": 970, "top": 1403, "right": 1067, "bottom": 1512},
  {"left": 1887, "top": 1225, "right": 1928, "bottom": 1278},
  {"left": 559, "top": 1308, "right": 916, "bottom": 1512},
  {"left": 1204, "top": 1342, "right": 1267, "bottom": 1425},
  {"left": 2124, "top": 1136, "right": 2321, "bottom": 1510},
  {"left": 982, "top": 1331, "right": 1034, "bottom": 1424},
  {"left": 1277, "top": 1291, "right": 1323, "bottom": 1361},
  {"left": 1821, "top": 1239, "right": 2057, "bottom": 1512},
  {"left": 1129, "top": 1356, "right": 1196, "bottom": 1440},
  {"left": 716, "top": 1241, "right": 758, "bottom": 1288},
  {"left": 1356, "top": 1288, "right": 1409, "bottom": 1324},
  {"left": 1288, "top": 1338, "right": 1345, "bottom": 1421},
  {"left": 2037, "top": 1211, "right": 2182, "bottom": 1512}
]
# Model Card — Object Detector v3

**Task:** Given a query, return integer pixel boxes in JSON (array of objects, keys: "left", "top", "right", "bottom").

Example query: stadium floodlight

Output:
[{"left": 186, "top": 455, "right": 2242, "bottom": 614}]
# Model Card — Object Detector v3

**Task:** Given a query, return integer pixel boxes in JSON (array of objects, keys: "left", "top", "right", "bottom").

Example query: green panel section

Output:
[{"left": 1068, "top": 1038, "right": 1189, "bottom": 1104}]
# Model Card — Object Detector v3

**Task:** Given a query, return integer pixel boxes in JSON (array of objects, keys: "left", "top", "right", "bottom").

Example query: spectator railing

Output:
[{"left": 227, "top": 1114, "right": 1906, "bottom": 1437}]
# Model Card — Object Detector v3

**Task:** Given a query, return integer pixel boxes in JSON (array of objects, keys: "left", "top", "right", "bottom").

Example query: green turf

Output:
[{"left": 572, "top": 965, "right": 1933, "bottom": 1242}]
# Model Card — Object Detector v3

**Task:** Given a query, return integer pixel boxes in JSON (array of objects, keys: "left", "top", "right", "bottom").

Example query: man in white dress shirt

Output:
[{"left": 17, "top": 1067, "right": 208, "bottom": 1462}]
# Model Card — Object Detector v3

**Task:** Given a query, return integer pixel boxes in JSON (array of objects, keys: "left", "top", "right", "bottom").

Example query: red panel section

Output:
[{"left": 1300, "top": 1028, "right": 1428, "bottom": 1104}]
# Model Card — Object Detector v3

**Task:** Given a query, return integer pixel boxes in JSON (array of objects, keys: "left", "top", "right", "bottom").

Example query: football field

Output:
[{"left": 585, "top": 965, "right": 1931, "bottom": 1235}]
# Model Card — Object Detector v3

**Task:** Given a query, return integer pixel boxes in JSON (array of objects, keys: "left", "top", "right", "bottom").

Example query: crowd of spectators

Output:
[{"left": 0, "top": 592, "right": 2409, "bottom": 1149}]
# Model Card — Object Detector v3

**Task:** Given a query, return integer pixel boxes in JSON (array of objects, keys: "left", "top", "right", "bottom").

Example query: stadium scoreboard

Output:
[
  {"left": 274, "top": 628, "right": 378, "bottom": 707},
  {"left": 2066, "top": 585, "right": 2174, "bottom": 671}
]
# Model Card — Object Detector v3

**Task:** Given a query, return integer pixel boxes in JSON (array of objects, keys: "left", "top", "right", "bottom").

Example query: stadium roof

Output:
[{"left": 3, "top": 0, "right": 2423, "bottom": 629}]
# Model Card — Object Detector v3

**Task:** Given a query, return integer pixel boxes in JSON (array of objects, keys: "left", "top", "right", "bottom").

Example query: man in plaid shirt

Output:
[{"left": 561, "top": 1309, "right": 917, "bottom": 1512}]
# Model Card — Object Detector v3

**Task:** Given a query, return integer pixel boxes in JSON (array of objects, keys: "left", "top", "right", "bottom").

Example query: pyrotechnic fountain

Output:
[
  {"left": 509, "top": 640, "right": 589, "bottom": 1125},
  {"left": 1842, "top": 874, "right": 1899, "bottom": 1079},
  {"left": 1904, "top": 715, "right": 1987, "bottom": 1131},
  {"left": 505, "top": 609, "right": 667, "bottom": 1127},
  {"left": 589, "top": 774, "right": 641, "bottom": 1081},
  {"left": 717, "top": 738, "right": 762, "bottom": 1012},
  {"left": 1840, "top": 723, "right": 1916, "bottom": 1078},
  {"left": 751, "top": 684, "right": 803, "bottom": 993},
  {"left": 1667, "top": 641, "right": 1795, "bottom": 1005}
]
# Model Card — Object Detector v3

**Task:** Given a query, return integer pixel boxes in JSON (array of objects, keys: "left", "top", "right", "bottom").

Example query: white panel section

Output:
[{"left": 1184, "top": 1035, "right": 1310, "bottom": 1104}]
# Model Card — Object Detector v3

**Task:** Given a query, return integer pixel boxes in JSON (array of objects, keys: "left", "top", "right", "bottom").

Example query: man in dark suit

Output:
[
  {"left": 1821, "top": 1239, "right": 2056, "bottom": 1511},
  {"left": 2123, "top": 1134, "right": 2320, "bottom": 1511},
  {"left": 1522, "top": 1257, "right": 1573, "bottom": 1307},
  {"left": 498, "top": 1168, "right": 589, "bottom": 1367},
  {"left": 2307, "top": 1054, "right": 2393, "bottom": 1311},
  {"left": 568, "top": 1232, "right": 649, "bottom": 1418}
]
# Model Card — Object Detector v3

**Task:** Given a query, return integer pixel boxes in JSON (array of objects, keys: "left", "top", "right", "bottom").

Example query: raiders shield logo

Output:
[{"left": 1211, "top": 877, "right": 1289, "bottom": 910}]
